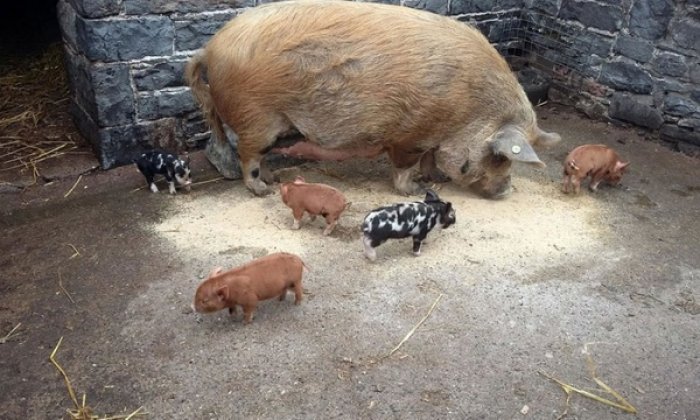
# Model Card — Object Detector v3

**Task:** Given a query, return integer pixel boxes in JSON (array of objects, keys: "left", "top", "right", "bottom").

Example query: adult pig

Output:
[
  {"left": 192, "top": 252, "right": 305, "bottom": 324},
  {"left": 186, "top": 0, "right": 560, "bottom": 198}
]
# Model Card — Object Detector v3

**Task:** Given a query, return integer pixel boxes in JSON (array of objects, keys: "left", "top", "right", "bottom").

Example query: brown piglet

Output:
[
  {"left": 280, "top": 176, "right": 350, "bottom": 236},
  {"left": 192, "top": 252, "right": 306, "bottom": 324},
  {"left": 562, "top": 144, "right": 630, "bottom": 194}
]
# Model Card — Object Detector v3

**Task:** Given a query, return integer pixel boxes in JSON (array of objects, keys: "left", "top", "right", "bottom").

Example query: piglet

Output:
[
  {"left": 280, "top": 176, "right": 350, "bottom": 236},
  {"left": 134, "top": 149, "right": 192, "bottom": 194},
  {"left": 562, "top": 144, "right": 630, "bottom": 194},
  {"left": 362, "top": 190, "right": 456, "bottom": 261},
  {"left": 192, "top": 252, "right": 305, "bottom": 324}
]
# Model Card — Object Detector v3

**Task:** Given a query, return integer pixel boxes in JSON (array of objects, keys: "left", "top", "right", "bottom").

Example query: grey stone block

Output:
[
  {"left": 690, "top": 65, "right": 700, "bottom": 84},
  {"left": 600, "top": 61, "right": 653, "bottom": 94},
  {"left": 654, "top": 78, "right": 688, "bottom": 93},
  {"left": 524, "top": 0, "right": 559, "bottom": 15},
  {"left": 174, "top": 14, "right": 235, "bottom": 51},
  {"left": 405, "top": 0, "right": 447, "bottom": 15},
  {"left": 205, "top": 128, "right": 242, "bottom": 180},
  {"left": 57, "top": 0, "right": 79, "bottom": 51},
  {"left": 137, "top": 90, "right": 199, "bottom": 120},
  {"left": 77, "top": 16, "right": 174, "bottom": 62},
  {"left": 652, "top": 52, "right": 688, "bottom": 78},
  {"left": 123, "top": 0, "right": 253, "bottom": 15},
  {"left": 660, "top": 124, "right": 700, "bottom": 146},
  {"left": 613, "top": 35, "right": 654, "bottom": 63},
  {"left": 608, "top": 93, "right": 664, "bottom": 129},
  {"left": 664, "top": 93, "right": 697, "bottom": 117},
  {"left": 70, "top": 102, "right": 180, "bottom": 168},
  {"left": 133, "top": 60, "right": 187, "bottom": 91},
  {"left": 559, "top": 0, "right": 622, "bottom": 32},
  {"left": 63, "top": 49, "right": 135, "bottom": 127},
  {"left": 691, "top": 90, "right": 700, "bottom": 104},
  {"left": 450, "top": 0, "right": 522, "bottom": 15},
  {"left": 63, "top": 45, "right": 96, "bottom": 121},
  {"left": 92, "top": 63, "right": 135, "bottom": 127},
  {"left": 629, "top": 0, "right": 673, "bottom": 41},
  {"left": 89, "top": 119, "right": 181, "bottom": 169},
  {"left": 68, "top": 0, "right": 120, "bottom": 18},
  {"left": 573, "top": 31, "right": 614, "bottom": 58},
  {"left": 679, "top": 117, "right": 700, "bottom": 130},
  {"left": 670, "top": 17, "right": 700, "bottom": 52}
]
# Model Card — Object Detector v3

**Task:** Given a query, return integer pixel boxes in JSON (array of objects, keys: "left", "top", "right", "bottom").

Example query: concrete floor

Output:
[{"left": 0, "top": 105, "right": 698, "bottom": 419}]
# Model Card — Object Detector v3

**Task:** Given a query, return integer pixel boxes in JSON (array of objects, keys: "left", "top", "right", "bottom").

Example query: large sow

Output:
[{"left": 186, "top": 0, "right": 560, "bottom": 198}]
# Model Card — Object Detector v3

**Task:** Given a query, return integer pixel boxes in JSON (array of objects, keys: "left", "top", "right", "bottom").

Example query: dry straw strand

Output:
[{"left": 389, "top": 293, "right": 444, "bottom": 357}]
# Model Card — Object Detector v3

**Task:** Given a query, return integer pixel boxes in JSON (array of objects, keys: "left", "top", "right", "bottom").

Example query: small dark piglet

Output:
[
  {"left": 362, "top": 190, "right": 456, "bottom": 261},
  {"left": 134, "top": 149, "right": 192, "bottom": 194}
]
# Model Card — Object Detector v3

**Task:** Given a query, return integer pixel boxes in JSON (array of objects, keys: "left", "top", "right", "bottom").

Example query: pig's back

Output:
[
  {"left": 206, "top": 0, "right": 526, "bottom": 149},
  {"left": 567, "top": 144, "right": 616, "bottom": 171}
]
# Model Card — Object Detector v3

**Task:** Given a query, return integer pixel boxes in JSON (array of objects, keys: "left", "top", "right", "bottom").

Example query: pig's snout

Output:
[{"left": 471, "top": 175, "right": 512, "bottom": 199}]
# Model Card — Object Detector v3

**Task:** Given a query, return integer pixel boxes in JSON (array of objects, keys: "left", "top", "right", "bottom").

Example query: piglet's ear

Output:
[
  {"left": 615, "top": 161, "right": 630, "bottom": 171},
  {"left": 216, "top": 286, "right": 229, "bottom": 302},
  {"left": 208, "top": 267, "right": 223, "bottom": 278},
  {"left": 424, "top": 189, "right": 440, "bottom": 203},
  {"left": 293, "top": 175, "right": 305, "bottom": 184}
]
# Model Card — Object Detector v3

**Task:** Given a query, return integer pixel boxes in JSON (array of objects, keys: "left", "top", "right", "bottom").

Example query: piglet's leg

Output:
[
  {"left": 362, "top": 235, "right": 377, "bottom": 261},
  {"left": 292, "top": 208, "right": 304, "bottom": 230},
  {"left": 412, "top": 236, "right": 424, "bottom": 256},
  {"left": 562, "top": 175, "right": 570, "bottom": 194},
  {"left": 589, "top": 170, "right": 606, "bottom": 192},
  {"left": 293, "top": 281, "right": 303, "bottom": 305},
  {"left": 572, "top": 177, "right": 582, "bottom": 194},
  {"left": 228, "top": 305, "right": 238, "bottom": 319},
  {"left": 323, "top": 216, "right": 338, "bottom": 236},
  {"left": 242, "top": 304, "right": 256, "bottom": 324},
  {"left": 278, "top": 290, "right": 287, "bottom": 301}
]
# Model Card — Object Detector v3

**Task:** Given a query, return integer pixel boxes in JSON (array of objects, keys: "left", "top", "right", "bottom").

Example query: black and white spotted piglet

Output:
[
  {"left": 134, "top": 149, "right": 192, "bottom": 194},
  {"left": 361, "top": 190, "right": 456, "bottom": 261}
]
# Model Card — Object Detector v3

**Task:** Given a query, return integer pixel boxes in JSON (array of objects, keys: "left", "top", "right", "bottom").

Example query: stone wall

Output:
[
  {"left": 523, "top": 0, "right": 700, "bottom": 155},
  {"left": 57, "top": 0, "right": 700, "bottom": 169}
]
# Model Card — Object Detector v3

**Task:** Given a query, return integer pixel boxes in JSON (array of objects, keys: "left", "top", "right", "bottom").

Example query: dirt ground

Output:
[{"left": 0, "top": 105, "right": 698, "bottom": 419}]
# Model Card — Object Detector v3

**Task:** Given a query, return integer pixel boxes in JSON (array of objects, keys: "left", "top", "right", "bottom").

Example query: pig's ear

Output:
[
  {"left": 424, "top": 189, "right": 440, "bottom": 203},
  {"left": 533, "top": 126, "right": 561, "bottom": 147},
  {"left": 490, "top": 125, "right": 546, "bottom": 168},
  {"left": 216, "top": 286, "right": 229, "bottom": 302},
  {"left": 208, "top": 267, "right": 223, "bottom": 278},
  {"left": 615, "top": 161, "right": 630, "bottom": 171}
]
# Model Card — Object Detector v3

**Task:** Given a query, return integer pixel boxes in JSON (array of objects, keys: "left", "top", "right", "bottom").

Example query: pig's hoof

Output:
[
  {"left": 247, "top": 179, "right": 272, "bottom": 196},
  {"left": 292, "top": 220, "right": 301, "bottom": 230},
  {"left": 398, "top": 181, "right": 427, "bottom": 197},
  {"left": 413, "top": 251, "right": 421, "bottom": 257}
]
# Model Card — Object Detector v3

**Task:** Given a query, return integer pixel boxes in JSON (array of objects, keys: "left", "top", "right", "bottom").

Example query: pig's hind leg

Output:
[
  {"left": 589, "top": 169, "right": 607, "bottom": 192},
  {"left": 362, "top": 234, "right": 380, "bottom": 261},
  {"left": 322, "top": 213, "right": 338, "bottom": 236},
  {"left": 291, "top": 207, "right": 305, "bottom": 230},
  {"left": 137, "top": 164, "right": 159, "bottom": 193},
  {"left": 388, "top": 147, "right": 427, "bottom": 196},
  {"left": 292, "top": 280, "right": 303, "bottom": 305},
  {"left": 238, "top": 119, "right": 291, "bottom": 196}
]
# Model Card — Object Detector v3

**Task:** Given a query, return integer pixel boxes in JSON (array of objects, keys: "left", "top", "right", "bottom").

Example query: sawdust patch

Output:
[{"left": 152, "top": 165, "right": 606, "bottom": 281}]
